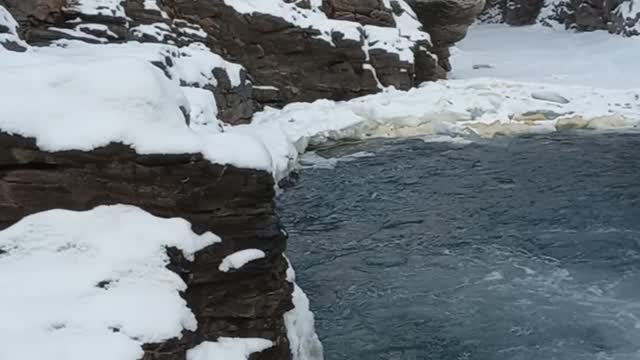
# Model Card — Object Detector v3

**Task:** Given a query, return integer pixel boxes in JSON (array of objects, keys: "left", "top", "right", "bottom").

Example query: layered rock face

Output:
[
  {"left": 405, "top": 0, "right": 486, "bottom": 71},
  {"left": 480, "top": 0, "right": 640, "bottom": 36},
  {"left": 0, "top": 132, "right": 292, "bottom": 360}
]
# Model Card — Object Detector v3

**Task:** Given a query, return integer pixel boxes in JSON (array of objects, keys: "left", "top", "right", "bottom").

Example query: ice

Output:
[
  {"left": 284, "top": 264, "right": 325, "bottom": 360},
  {"left": 219, "top": 249, "right": 266, "bottom": 272},
  {"left": 0, "top": 205, "right": 219, "bottom": 360}
]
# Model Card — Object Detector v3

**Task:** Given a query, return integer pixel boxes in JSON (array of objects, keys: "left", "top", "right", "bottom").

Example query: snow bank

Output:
[
  {"left": 252, "top": 78, "right": 640, "bottom": 148},
  {"left": 187, "top": 338, "right": 274, "bottom": 360},
  {"left": 0, "top": 39, "right": 288, "bottom": 176},
  {"left": 0, "top": 205, "right": 219, "bottom": 360},
  {"left": 0, "top": 58, "right": 197, "bottom": 153},
  {"left": 218, "top": 249, "right": 266, "bottom": 272}
]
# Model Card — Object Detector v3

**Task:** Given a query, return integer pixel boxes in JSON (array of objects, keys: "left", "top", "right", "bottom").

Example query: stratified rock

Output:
[
  {"left": 405, "top": 0, "right": 486, "bottom": 71},
  {"left": 0, "top": 132, "right": 292, "bottom": 360},
  {"left": 322, "top": 0, "right": 396, "bottom": 26}
]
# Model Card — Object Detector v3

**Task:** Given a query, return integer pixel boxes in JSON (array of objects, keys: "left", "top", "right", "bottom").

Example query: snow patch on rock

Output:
[
  {"left": 0, "top": 205, "right": 219, "bottom": 360},
  {"left": 219, "top": 249, "right": 266, "bottom": 272}
]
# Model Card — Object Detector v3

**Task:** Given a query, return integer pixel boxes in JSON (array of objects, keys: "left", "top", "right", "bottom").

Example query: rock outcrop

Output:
[
  {"left": 405, "top": 0, "right": 486, "bottom": 71},
  {"left": 166, "top": 0, "right": 444, "bottom": 105},
  {"left": 0, "top": 132, "right": 293, "bottom": 360},
  {"left": 479, "top": 0, "right": 640, "bottom": 36}
]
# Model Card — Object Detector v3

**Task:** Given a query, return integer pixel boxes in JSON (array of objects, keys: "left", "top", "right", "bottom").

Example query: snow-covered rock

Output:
[
  {"left": 219, "top": 249, "right": 267, "bottom": 272},
  {"left": 0, "top": 205, "right": 218, "bottom": 360}
]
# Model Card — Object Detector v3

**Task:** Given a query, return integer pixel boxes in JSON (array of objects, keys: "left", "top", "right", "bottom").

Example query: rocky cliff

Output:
[
  {"left": 480, "top": 0, "right": 640, "bottom": 36},
  {"left": 0, "top": 132, "right": 295, "bottom": 360}
]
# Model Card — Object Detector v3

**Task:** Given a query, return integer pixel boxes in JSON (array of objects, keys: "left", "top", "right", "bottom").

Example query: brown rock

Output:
[{"left": 0, "top": 132, "right": 293, "bottom": 360}]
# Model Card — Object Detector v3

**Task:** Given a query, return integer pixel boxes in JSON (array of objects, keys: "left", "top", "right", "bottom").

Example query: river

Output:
[{"left": 278, "top": 132, "right": 640, "bottom": 360}]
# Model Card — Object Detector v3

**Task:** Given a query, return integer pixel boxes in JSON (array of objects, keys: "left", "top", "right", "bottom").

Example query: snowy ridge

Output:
[
  {"left": 0, "top": 205, "right": 219, "bottom": 360},
  {"left": 253, "top": 78, "right": 640, "bottom": 148}
]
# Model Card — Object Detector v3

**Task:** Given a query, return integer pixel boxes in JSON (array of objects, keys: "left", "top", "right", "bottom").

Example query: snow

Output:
[
  {"left": 284, "top": 262, "right": 324, "bottom": 360},
  {"left": 131, "top": 23, "right": 173, "bottom": 42},
  {"left": 451, "top": 24, "right": 640, "bottom": 89},
  {"left": 49, "top": 26, "right": 109, "bottom": 43},
  {"left": 222, "top": 0, "right": 429, "bottom": 63},
  {"left": 0, "top": 5, "right": 18, "bottom": 34},
  {"left": 76, "top": 23, "right": 119, "bottom": 39},
  {"left": 615, "top": 0, "right": 640, "bottom": 34},
  {"left": 65, "top": 0, "right": 127, "bottom": 18},
  {"left": 0, "top": 5, "right": 28, "bottom": 49},
  {"left": 0, "top": 205, "right": 219, "bottom": 360},
  {"left": 218, "top": 249, "right": 266, "bottom": 272},
  {"left": 187, "top": 338, "right": 274, "bottom": 360},
  {"left": 0, "top": 36, "right": 281, "bottom": 175}
]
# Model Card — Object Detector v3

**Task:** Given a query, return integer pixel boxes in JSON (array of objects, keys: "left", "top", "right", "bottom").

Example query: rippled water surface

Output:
[{"left": 277, "top": 133, "right": 640, "bottom": 360}]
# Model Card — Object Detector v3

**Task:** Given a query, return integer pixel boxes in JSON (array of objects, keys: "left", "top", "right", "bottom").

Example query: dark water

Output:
[{"left": 277, "top": 132, "right": 640, "bottom": 360}]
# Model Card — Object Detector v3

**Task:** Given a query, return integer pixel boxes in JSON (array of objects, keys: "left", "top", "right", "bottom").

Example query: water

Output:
[{"left": 277, "top": 132, "right": 640, "bottom": 360}]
